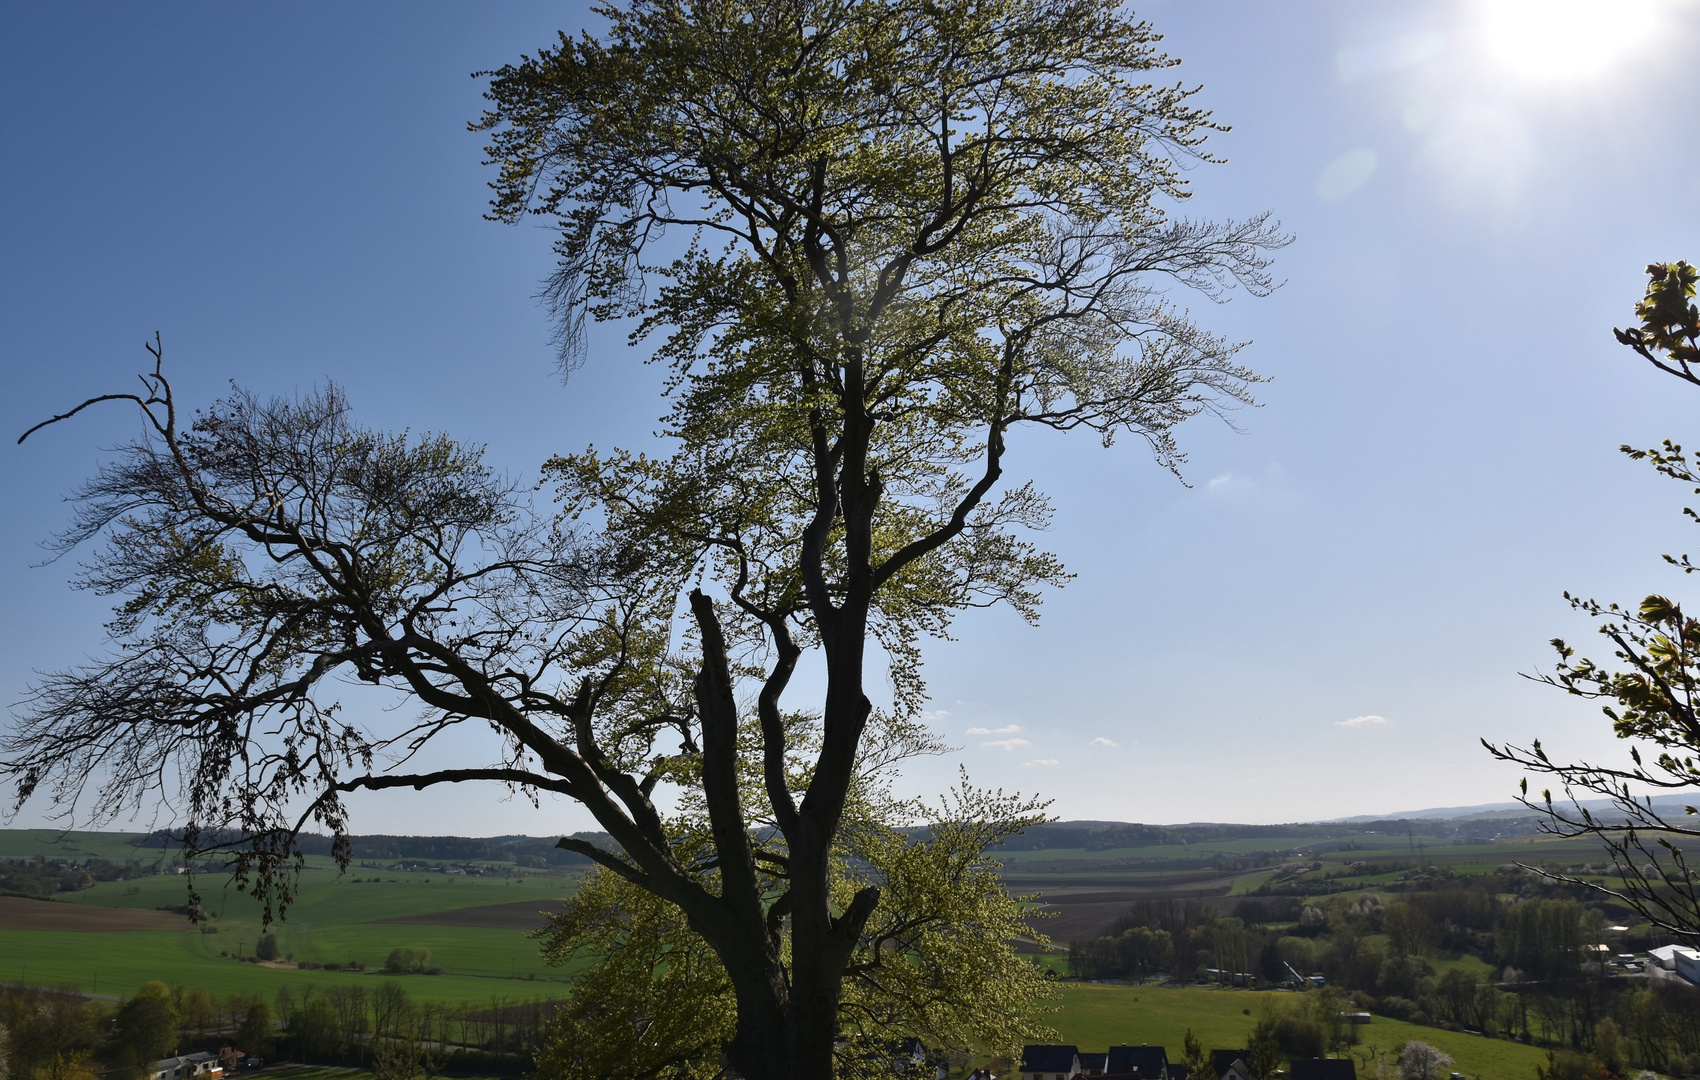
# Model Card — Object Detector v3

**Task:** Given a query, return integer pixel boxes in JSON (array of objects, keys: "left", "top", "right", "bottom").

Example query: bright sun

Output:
[{"left": 1475, "top": 0, "right": 1663, "bottom": 83}]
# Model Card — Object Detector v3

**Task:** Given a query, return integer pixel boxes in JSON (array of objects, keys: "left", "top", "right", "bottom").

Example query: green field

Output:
[
  {"left": 0, "top": 824, "right": 1636, "bottom": 1076},
  {"left": 0, "top": 829, "right": 184, "bottom": 866},
  {"left": 1048, "top": 985, "right": 1553, "bottom": 1080},
  {"left": 1, "top": 851, "right": 588, "bottom": 1003}
]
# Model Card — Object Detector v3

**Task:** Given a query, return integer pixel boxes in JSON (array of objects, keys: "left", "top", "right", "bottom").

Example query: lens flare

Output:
[{"left": 1476, "top": 0, "right": 1661, "bottom": 83}]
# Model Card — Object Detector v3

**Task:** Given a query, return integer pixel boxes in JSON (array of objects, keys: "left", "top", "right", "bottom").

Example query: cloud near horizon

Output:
[
  {"left": 1023, "top": 758, "right": 1060, "bottom": 767},
  {"left": 981, "top": 738, "right": 1031, "bottom": 750},
  {"left": 966, "top": 724, "right": 1020, "bottom": 736},
  {"left": 1338, "top": 714, "right": 1389, "bottom": 727},
  {"left": 1089, "top": 736, "right": 1120, "bottom": 748}
]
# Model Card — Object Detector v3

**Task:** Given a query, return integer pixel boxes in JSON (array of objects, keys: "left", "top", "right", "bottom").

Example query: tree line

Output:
[
  {"left": 0, "top": 979, "right": 566, "bottom": 1079},
  {"left": 0, "top": 857, "right": 151, "bottom": 900},
  {"left": 1068, "top": 884, "right": 1700, "bottom": 1076},
  {"left": 133, "top": 830, "right": 615, "bottom": 869}
]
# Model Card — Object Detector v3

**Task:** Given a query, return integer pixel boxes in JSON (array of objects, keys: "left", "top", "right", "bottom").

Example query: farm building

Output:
[{"left": 1649, "top": 944, "right": 1700, "bottom": 986}]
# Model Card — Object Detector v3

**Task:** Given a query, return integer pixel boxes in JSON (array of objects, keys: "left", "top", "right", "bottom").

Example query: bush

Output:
[
  {"left": 1534, "top": 1050, "right": 1600, "bottom": 1080},
  {"left": 385, "top": 946, "right": 431, "bottom": 973},
  {"left": 1398, "top": 1041, "right": 1453, "bottom": 1080},
  {"left": 254, "top": 933, "right": 280, "bottom": 962}
]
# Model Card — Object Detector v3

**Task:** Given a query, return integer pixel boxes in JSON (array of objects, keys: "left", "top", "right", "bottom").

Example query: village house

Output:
[
  {"left": 1288, "top": 1059, "right": 1357, "bottom": 1080},
  {"left": 1211, "top": 1050, "right": 1255, "bottom": 1080},
  {"left": 1106, "top": 1043, "right": 1170, "bottom": 1079},
  {"left": 1020, "top": 1044, "right": 1082, "bottom": 1080},
  {"left": 1022, "top": 1042, "right": 1287, "bottom": 1080},
  {"left": 148, "top": 1052, "right": 221, "bottom": 1080}
]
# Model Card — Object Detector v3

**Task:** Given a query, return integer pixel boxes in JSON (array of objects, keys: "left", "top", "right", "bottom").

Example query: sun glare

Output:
[{"left": 1476, "top": 0, "right": 1662, "bottom": 83}]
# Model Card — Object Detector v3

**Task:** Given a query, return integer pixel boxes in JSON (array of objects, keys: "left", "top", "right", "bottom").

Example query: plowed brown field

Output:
[{"left": 0, "top": 895, "right": 193, "bottom": 932}]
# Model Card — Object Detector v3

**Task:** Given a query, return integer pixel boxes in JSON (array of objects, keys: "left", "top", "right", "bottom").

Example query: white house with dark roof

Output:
[{"left": 149, "top": 1053, "right": 221, "bottom": 1080}]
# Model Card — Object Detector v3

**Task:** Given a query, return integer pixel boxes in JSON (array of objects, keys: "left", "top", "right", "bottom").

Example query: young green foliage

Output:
[
  {"left": 474, "top": 2, "right": 1281, "bottom": 1072},
  {"left": 1486, "top": 262, "right": 1700, "bottom": 941},
  {"left": 8, "top": 0, "right": 1281, "bottom": 1075},
  {"left": 537, "top": 734, "right": 1054, "bottom": 1080}
]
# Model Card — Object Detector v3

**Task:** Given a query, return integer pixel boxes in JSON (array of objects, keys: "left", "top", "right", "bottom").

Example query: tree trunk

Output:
[{"left": 712, "top": 649, "right": 878, "bottom": 1080}]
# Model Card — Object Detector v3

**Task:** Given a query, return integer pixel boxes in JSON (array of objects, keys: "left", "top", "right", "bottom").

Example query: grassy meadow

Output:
[
  {"left": 1, "top": 837, "right": 588, "bottom": 1003},
  {"left": 0, "top": 821, "right": 1635, "bottom": 1076},
  {"left": 1047, "top": 984, "right": 1553, "bottom": 1080}
]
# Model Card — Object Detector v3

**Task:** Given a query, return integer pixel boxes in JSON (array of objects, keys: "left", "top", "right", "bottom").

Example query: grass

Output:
[
  {"left": 0, "top": 927, "right": 587, "bottom": 1004},
  {"left": 1, "top": 856, "right": 588, "bottom": 1004},
  {"left": 1047, "top": 984, "right": 1554, "bottom": 1080},
  {"left": 0, "top": 829, "right": 169, "bottom": 865},
  {"left": 0, "top": 824, "right": 1636, "bottom": 1072}
]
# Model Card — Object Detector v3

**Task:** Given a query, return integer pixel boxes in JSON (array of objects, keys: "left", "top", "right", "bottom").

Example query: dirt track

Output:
[
  {"left": 371, "top": 898, "right": 566, "bottom": 930},
  {"left": 0, "top": 895, "right": 194, "bottom": 932}
]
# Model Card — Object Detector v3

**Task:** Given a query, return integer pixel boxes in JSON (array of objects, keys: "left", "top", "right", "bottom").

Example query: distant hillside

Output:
[
  {"left": 1329, "top": 793, "right": 1696, "bottom": 822},
  {"left": 994, "top": 814, "right": 1543, "bottom": 852},
  {"left": 16, "top": 791, "right": 1686, "bottom": 867},
  {"left": 131, "top": 829, "right": 618, "bottom": 868}
]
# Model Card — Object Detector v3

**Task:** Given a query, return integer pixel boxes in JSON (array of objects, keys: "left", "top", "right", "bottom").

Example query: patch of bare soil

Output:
[
  {"left": 1016, "top": 883, "right": 1240, "bottom": 943},
  {"left": 0, "top": 895, "right": 194, "bottom": 932},
  {"left": 370, "top": 898, "right": 566, "bottom": 930}
]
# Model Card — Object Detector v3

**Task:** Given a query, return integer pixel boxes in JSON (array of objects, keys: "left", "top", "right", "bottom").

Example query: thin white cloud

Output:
[
  {"left": 921, "top": 709, "right": 950, "bottom": 721},
  {"left": 965, "top": 724, "right": 1020, "bottom": 736},
  {"left": 1338, "top": 714, "right": 1390, "bottom": 727},
  {"left": 1024, "top": 758, "right": 1060, "bottom": 767},
  {"left": 1089, "top": 737, "right": 1120, "bottom": 748},
  {"left": 981, "top": 738, "right": 1031, "bottom": 750}
]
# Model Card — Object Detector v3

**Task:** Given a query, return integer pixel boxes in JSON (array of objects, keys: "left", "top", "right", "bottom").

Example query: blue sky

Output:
[{"left": 4, "top": 1, "right": 1699, "bottom": 836}]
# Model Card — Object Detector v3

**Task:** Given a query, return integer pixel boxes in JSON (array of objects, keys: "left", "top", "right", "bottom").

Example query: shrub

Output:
[
  {"left": 1398, "top": 1041, "right": 1453, "bottom": 1080},
  {"left": 254, "top": 933, "right": 280, "bottom": 962},
  {"left": 1534, "top": 1050, "right": 1600, "bottom": 1080}
]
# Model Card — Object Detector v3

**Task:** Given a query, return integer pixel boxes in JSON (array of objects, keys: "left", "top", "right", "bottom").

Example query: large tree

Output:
[
  {"left": 4, "top": 0, "right": 1282, "bottom": 1076},
  {"left": 1485, "top": 261, "right": 1700, "bottom": 943}
]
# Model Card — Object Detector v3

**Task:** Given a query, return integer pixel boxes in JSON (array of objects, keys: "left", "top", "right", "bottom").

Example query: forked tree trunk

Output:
[{"left": 688, "top": 599, "right": 879, "bottom": 1080}]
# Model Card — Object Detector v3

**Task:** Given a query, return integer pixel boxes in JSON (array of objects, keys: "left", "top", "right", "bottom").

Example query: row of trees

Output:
[
  {"left": 273, "top": 982, "right": 557, "bottom": 1068},
  {"left": 0, "top": 857, "right": 148, "bottom": 900},
  {"left": 0, "top": 982, "right": 269, "bottom": 1080},
  {"left": 1214, "top": 969, "right": 1698, "bottom": 1079},
  {"left": 0, "top": 977, "right": 574, "bottom": 1079},
  {"left": 1070, "top": 889, "right": 1700, "bottom": 1075},
  {"left": 1068, "top": 886, "right": 1600, "bottom": 987}
]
